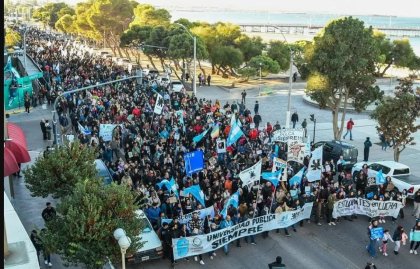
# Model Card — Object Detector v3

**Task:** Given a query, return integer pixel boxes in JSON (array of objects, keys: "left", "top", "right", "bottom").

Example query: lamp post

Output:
[
  {"left": 52, "top": 75, "right": 142, "bottom": 146},
  {"left": 258, "top": 63, "right": 262, "bottom": 96},
  {"left": 310, "top": 114, "right": 316, "bottom": 144},
  {"left": 19, "top": 26, "right": 29, "bottom": 72},
  {"left": 273, "top": 27, "right": 294, "bottom": 129},
  {"left": 113, "top": 228, "right": 131, "bottom": 269},
  {"left": 174, "top": 23, "right": 196, "bottom": 96}
]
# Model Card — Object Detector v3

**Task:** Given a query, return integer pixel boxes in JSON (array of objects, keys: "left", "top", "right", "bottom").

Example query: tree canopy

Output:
[
  {"left": 33, "top": 2, "right": 72, "bottom": 28},
  {"left": 130, "top": 4, "right": 171, "bottom": 27},
  {"left": 267, "top": 40, "right": 291, "bottom": 71},
  {"left": 5, "top": 28, "right": 21, "bottom": 48},
  {"left": 23, "top": 141, "right": 98, "bottom": 199},
  {"left": 371, "top": 76, "right": 420, "bottom": 161},
  {"left": 41, "top": 179, "right": 144, "bottom": 269},
  {"left": 306, "top": 16, "right": 382, "bottom": 139}
]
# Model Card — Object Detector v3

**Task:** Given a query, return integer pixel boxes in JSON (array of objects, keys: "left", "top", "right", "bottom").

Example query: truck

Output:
[{"left": 351, "top": 161, "right": 420, "bottom": 197}]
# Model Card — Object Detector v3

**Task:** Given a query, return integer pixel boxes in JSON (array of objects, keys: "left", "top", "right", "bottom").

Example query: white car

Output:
[
  {"left": 125, "top": 210, "right": 163, "bottom": 264},
  {"left": 351, "top": 161, "right": 420, "bottom": 197},
  {"left": 170, "top": 80, "right": 185, "bottom": 93}
]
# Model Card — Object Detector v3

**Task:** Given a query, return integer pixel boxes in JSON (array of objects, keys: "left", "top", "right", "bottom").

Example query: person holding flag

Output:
[
  {"left": 226, "top": 114, "right": 244, "bottom": 146},
  {"left": 183, "top": 185, "right": 206, "bottom": 207}
]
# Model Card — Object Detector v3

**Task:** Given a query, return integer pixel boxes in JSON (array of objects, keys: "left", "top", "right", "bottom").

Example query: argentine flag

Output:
[
  {"left": 289, "top": 167, "right": 306, "bottom": 186},
  {"left": 375, "top": 169, "right": 386, "bottom": 185},
  {"left": 183, "top": 185, "right": 206, "bottom": 206},
  {"left": 227, "top": 115, "right": 244, "bottom": 146},
  {"left": 193, "top": 128, "right": 209, "bottom": 144},
  {"left": 157, "top": 177, "right": 179, "bottom": 198},
  {"left": 78, "top": 122, "right": 91, "bottom": 135},
  {"left": 221, "top": 191, "right": 240, "bottom": 218},
  {"left": 262, "top": 169, "right": 282, "bottom": 187}
]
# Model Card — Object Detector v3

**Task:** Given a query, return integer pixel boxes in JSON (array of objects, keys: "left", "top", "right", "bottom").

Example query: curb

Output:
[
  {"left": 6, "top": 108, "right": 26, "bottom": 114},
  {"left": 302, "top": 94, "right": 375, "bottom": 114}
]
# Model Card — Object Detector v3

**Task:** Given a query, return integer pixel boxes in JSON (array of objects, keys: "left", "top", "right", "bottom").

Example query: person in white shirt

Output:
[{"left": 380, "top": 229, "right": 394, "bottom": 256}]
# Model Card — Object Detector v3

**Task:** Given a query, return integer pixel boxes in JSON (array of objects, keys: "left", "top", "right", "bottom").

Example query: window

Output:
[
  {"left": 393, "top": 168, "right": 409, "bottom": 175},
  {"left": 377, "top": 164, "right": 391, "bottom": 175},
  {"left": 369, "top": 164, "right": 380, "bottom": 171}
]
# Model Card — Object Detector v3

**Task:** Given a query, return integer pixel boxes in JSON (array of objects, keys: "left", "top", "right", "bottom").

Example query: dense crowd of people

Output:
[{"left": 23, "top": 28, "right": 420, "bottom": 266}]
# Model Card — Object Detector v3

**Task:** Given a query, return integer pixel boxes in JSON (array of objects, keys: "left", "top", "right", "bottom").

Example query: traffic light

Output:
[{"left": 310, "top": 114, "right": 315, "bottom": 122}]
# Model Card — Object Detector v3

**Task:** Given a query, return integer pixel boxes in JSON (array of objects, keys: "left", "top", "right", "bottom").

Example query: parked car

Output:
[
  {"left": 149, "top": 69, "right": 160, "bottom": 77},
  {"left": 351, "top": 161, "right": 420, "bottom": 197},
  {"left": 159, "top": 75, "right": 171, "bottom": 88},
  {"left": 312, "top": 140, "right": 358, "bottom": 168},
  {"left": 170, "top": 80, "right": 185, "bottom": 93},
  {"left": 94, "top": 159, "right": 112, "bottom": 185},
  {"left": 126, "top": 210, "right": 163, "bottom": 264}
]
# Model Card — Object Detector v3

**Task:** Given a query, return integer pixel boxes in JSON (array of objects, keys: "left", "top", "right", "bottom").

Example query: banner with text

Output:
[
  {"left": 272, "top": 128, "right": 304, "bottom": 143},
  {"left": 172, "top": 203, "right": 313, "bottom": 260},
  {"left": 332, "top": 198, "right": 402, "bottom": 219},
  {"left": 287, "top": 140, "right": 306, "bottom": 164}
]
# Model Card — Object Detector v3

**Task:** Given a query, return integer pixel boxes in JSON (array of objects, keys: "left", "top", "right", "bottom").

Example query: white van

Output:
[{"left": 125, "top": 210, "right": 163, "bottom": 264}]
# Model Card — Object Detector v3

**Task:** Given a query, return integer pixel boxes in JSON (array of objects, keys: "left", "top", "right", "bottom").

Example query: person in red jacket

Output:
[{"left": 343, "top": 118, "right": 354, "bottom": 140}]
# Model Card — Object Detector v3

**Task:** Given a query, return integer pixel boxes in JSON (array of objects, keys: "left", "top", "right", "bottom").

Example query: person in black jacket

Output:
[
  {"left": 253, "top": 113, "right": 262, "bottom": 129},
  {"left": 268, "top": 256, "right": 286, "bottom": 268},
  {"left": 40, "top": 119, "right": 47, "bottom": 140},
  {"left": 291, "top": 112, "right": 299, "bottom": 128},
  {"left": 41, "top": 202, "right": 56, "bottom": 222},
  {"left": 30, "top": 230, "right": 42, "bottom": 261},
  {"left": 160, "top": 222, "right": 174, "bottom": 265}
]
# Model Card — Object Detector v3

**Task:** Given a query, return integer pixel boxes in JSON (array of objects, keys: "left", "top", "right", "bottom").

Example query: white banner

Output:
[
  {"left": 272, "top": 157, "right": 287, "bottom": 172},
  {"left": 179, "top": 206, "right": 216, "bottom": 229},
  {"left": 239, "top": 160, "right": 262, "bottom": 186},
  {"left": 172, "top": 203, "right": 313, "bottom": 260},
  {"left": 306, "top": 146, "right": 323, "bottom": 182},
  {"left": 272, "top": 128, "right": 304, "bottom": 142},
  {"left": 287, "top": 140, "right": 306, "bottom": 164},
  {"left": 333, "top": 198, "right": 402, "bottom": 219},
  {"left": 99, "top": 124, "right": 119, "bottom": 142},
  {"left": 154, "top": 94, "right": 164, "bottom": 115}
]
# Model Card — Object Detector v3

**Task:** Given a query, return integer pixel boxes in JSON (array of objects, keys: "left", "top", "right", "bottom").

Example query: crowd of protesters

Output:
[{"left": 23, "top": 28, "right": 420, "bottom": 266}]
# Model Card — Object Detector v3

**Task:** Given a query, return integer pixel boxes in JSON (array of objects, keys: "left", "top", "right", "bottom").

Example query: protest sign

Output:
[
  {"left": 99, "top": 124, "right": 119, "bottom": 141},
  {"left": 272, "top": 157, "right": 287, "bottom": 172},
  {"left": 154, "top": 94, "right": 164, "bottom": 114},
  {"left": 216, "top": 139, "right": 227, "bottom": 153},
  {"left": 172, "top": 203, "right": 313, "bottom": 260},
  {"left": 287, "top": 140, "right": 306, "bottom": 163},
  {"left": 371, "top": 227, "right": 384, "bottom": 240},
  {"left": 332, "top": 198, "right": 403, "bottom": 219},
  {"left": 184, "top": 151, "right": 204, "bottom": 176},
  {"left": 179, "top": 206, "right": 216, "bottom": 229},
  {"left": 272, "top": 128, "right": 304, "bottom": 142}
]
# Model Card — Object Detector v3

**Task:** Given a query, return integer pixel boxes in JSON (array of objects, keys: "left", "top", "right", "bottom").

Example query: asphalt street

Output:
[{"left": 6, "top": 85, "right": 420, "bottom": 269}]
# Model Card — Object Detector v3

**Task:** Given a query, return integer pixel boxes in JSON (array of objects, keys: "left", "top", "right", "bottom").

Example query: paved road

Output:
[{"left": 6, "top": 86, "right": 420, "bottom": 269}]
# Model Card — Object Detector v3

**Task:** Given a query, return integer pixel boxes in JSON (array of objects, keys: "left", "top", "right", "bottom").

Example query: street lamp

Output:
[
  {"left": 113, "top": 228, "right": 131, "bottom": 269},
  {"left": 174, "top": 23, "right": 197, "bottom": 96},
  {"left": 19, "top": 26, "right": 29, "bottom": 72},
  {"left": 310, "top": 114, "right": 316, "bottom": 144},
  {"left": 258, "top": 63, "right": 262, "bottom": 96}
]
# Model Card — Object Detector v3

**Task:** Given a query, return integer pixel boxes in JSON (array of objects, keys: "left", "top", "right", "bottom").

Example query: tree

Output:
[
  {"left": 5, "top": 28, "right": 21, "bottom": 48},
  {"left": 238, "top": 67, "right": 258, "bottom": 81},
  {"left": 291, "top": 40, "right": 312, "bottom": 80},
  {"left": 130, "top": 4, "right": 171, "bottom": 27},
  {"left": 41, "top": 179, "right": 144, "bottom": 269},
  {"left": 32, "top": 2, "right": 71, "bottom": 28},
  {"left": 55, "top": 14, "right": 76, "bottom": 34},
  {"left": 306, "top": 17, "right": 382, "bottom": 140},
  {"left": 371, "top": 77, "right": 420, "bottom": 161},
  {"left": 23, "top": 142, "right": 98, "bottom": 199},
  {"left": 210, "top": 46, "right": 243, "bottom": 77},
  {"left": 267, "top": 40, "right": 291, "bottom": 71},
  {"left": 234, "top": 35, "right": 264, "bottom": 63},
  {"left": 248, "top": 55, "right": 281, "bottom": 75}
]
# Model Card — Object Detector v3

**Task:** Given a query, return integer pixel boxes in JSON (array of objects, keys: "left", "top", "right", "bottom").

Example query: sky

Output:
[
  {"left": 32, "top": 0, "right": 420, "bottom": 18},
  {"left": 133, "top": 0, "right": 419, "bottom": 17}
]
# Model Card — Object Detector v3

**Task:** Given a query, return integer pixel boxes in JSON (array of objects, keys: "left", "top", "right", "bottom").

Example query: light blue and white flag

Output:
[
  {"left": 221, "top": 191, "right": 240, "bottom": 218},
  {"left": 160, "top": 129, "right": 170, "bottom": 139},
  {"left": 261, "top": 169, "right": 282, "bottom": 187},
  {"left": 227, "top": 114, "right": 244, "bottom": 146},
  {"left": 376, "top": 169, "right": 386, "bottom": 185},
  {"left": 289, "top": 167, "right": 306, "bottom": 186},
  {"left": 78, "top": 122, "right": 91, "bottom": 135},
  {"left": 183, "top": 185, "right": 206, "bottom": 206},
  {"left": 306, "top": 146, "right": 323, "bottom": 182},
  {"left": 157, "top": 178, "right": 179, "bottom": 198},
  {"left": 193, "top": 128, "right": 209, "bottom": 144}
]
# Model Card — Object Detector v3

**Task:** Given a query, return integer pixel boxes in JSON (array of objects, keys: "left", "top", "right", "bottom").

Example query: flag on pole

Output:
[
  {"left": 193, "top": 128, "right": 210, "bottom": 144},
  {"left": 261, "top": 169, "right": 282, "bottom": 187},
  {"left": 156, "top": 178, "right": 179, "bottom": 198},
  {"left": 227, "top": 114, "right": 244, "bottom": 146},
  {"left": 210, "top": 123, "right": 220, "bottom": 139},
  {"left": 78, "top": 122, "right": 91, "bottom": 135},
  {"left": 376, "top": 169, "right": 386, "bottom": 185},
  {"left": 221, "top": 191, "right": 239, "bottom": 218},
  {"left": 239, "top": 160, "right": 262, "bottom": 186},
  {"left": 306, "top": 146, "right": 323, "bottom": 182},
  {"left": 183, "top": 185, "right": 206, "bottom": 206},
  {"left": 289, "top": 167, "right": 306, "bottom": 186}
]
